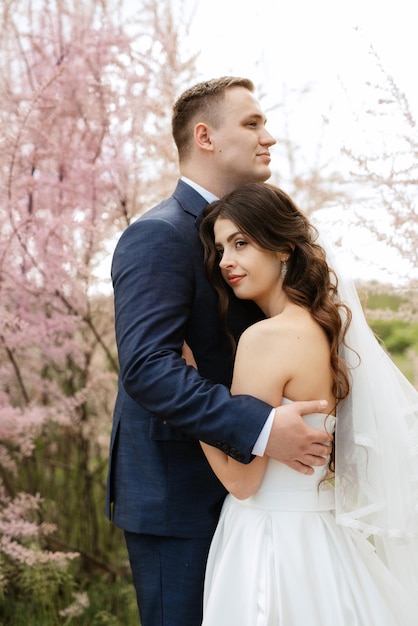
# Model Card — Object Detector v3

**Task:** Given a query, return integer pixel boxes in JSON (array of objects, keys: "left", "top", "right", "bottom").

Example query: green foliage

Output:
[
  {"left": 360, "top": 285, "right": 418, "bottom": 383},
  {"left": 0, "top": 575, "right": 138, "bottom": 625},
  {"left": 0, "top": 560, "right": 74, "bottom": 625},
  {"left": 391, "top": 354, "right": 415, "bottom": 382},
  {"left": 2, "top": 419, "right": 134, "bottom": 619},
  {"left": 368, "top": 319, "right": 418, "bottom": 355},
  {"left": 85, "top": 577, "right": 138, "bottom": 625},
  {"left": 365, "top": 291, "right": 407, "bottom": 312},
  {"left": 15, "top": 560, "right": 74, "bottom": 603}
]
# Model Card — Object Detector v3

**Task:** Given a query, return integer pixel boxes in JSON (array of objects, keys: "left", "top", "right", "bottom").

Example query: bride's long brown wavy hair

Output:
[{"left": 200, "top": 182, "right": 352, "bottom": 413}]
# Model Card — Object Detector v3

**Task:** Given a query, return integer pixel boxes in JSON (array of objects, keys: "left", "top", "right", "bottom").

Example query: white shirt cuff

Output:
[{"left": 252, "top": 408, "right": 275, "bottom": 456}]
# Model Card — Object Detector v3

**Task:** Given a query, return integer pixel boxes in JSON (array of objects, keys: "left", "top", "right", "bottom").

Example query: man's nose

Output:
[{"left": 260, "top": 128, "right": 276, "bottom": 147}]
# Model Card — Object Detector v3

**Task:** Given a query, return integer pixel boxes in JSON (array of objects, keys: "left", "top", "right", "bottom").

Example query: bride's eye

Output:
[
  {"left": 216, "top": 247, "right": 224, "bottom": 259},
  {"left": 235, "top": 240, "right": 247, "bottom": 249}
]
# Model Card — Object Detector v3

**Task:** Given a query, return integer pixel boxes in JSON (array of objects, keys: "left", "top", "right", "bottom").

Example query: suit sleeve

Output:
[{"left": 112, "top": 214, "right": 272, "bottom": 462}]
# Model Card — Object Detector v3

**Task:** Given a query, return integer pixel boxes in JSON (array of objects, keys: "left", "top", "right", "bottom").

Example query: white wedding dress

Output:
[{"left": 202, "top": 407, "right": 417, "bottom": 626}]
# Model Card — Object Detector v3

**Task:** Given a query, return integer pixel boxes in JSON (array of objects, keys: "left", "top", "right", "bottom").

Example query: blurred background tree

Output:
[
  {"left": 0, "top": 0, "right": 196, "bottom": 622},
  {"left": 341, "top": 45, "right": 418, "bottom": 386},
  {"left": 342, "top": 46, "right": 418, "bottom": 282}
]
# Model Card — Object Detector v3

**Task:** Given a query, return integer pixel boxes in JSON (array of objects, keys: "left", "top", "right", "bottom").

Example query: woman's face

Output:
[{"left": 213, "top": 217, "right": 283, "bottom": 311}]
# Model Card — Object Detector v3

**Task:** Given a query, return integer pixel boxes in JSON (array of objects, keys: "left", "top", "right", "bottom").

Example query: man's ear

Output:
[{"left": 194, "top": 123, "right": 214, "bottom": 152}]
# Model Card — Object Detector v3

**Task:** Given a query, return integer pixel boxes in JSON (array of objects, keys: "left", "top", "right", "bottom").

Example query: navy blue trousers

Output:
[{"left": 124, "top": 532, "right": 211, "bottom": 626}]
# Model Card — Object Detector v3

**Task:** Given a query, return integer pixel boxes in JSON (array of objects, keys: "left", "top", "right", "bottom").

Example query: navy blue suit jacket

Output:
[{"left": 106, "top": 180, "right": 271, "bottom": 538}]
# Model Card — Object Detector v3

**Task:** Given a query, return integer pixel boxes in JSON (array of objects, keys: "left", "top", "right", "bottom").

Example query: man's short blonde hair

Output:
[{"left": 172, "top": 76, "right": 254, "bottom": 162}]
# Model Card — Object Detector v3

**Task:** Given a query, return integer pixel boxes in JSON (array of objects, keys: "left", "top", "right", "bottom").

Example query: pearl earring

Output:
[{"left": 281, "top": 258, "right": 288, "bottom": 278}]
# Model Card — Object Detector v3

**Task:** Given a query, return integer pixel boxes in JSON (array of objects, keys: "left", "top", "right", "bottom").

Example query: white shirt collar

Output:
[{"left": 181, "top": 176, "right": 219, "bottom": 203}]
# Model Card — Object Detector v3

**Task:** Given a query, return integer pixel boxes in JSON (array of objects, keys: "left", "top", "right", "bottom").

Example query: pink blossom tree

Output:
[{"left": 0, "top": 0, "right": 195, "bottom": 619}]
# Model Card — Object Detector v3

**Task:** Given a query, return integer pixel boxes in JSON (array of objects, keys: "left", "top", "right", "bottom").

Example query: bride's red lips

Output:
[{"left": 228, "top": 274, "right": 245, "bottom": 286}]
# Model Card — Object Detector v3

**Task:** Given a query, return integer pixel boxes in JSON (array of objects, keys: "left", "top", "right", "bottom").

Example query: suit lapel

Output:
[{"left": 173, "top": 179, "right": 209, "bottom": 227}]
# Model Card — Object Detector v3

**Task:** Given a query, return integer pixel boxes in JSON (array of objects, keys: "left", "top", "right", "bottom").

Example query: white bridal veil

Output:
[{"left": 317, "top": 232, "right": 418, "bottom": 595}]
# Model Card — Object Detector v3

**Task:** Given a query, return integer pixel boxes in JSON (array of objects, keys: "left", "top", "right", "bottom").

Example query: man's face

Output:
[{"left": 209, "top": 87, "right": 277, "bottom": 195}]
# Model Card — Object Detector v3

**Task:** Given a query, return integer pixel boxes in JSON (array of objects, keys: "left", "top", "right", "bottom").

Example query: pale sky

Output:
[
  {"left": 177, "top": 0, "right": 417, "bottom": 285},
  {"left": 184, "top": 0, "right": 416, "bottom": 106}
]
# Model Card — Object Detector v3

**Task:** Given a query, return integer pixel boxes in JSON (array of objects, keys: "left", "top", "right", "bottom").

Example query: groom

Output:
[{"left": 105, "top": 76, "right": 332, "bottom": 626}]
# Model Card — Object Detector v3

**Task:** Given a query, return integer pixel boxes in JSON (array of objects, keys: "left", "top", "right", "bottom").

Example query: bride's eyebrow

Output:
[
  {"left": 226, "top": 231, "right": 243, "bottom": 242},
  {"left": 214, "top": 231, "right": 243, "bottom": 247}
]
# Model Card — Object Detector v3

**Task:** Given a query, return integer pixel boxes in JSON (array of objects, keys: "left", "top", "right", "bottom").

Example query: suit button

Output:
[
  {"left": 221, "top": 443, "right": 230, "bottom": 453},
  {"left": 230, "top": 449, "right": 243, "bottom": 461}
]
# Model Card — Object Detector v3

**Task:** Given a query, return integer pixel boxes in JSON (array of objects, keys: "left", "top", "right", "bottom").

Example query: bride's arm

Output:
[
  {"left": 184, "top": 339, "right": 267, "bottom": 497},
  {"left": 199, "top": 443, "right": 267, "bottom": 500},
  {"left": 200, "top": 323, "right": 286, "bottom": 499}
]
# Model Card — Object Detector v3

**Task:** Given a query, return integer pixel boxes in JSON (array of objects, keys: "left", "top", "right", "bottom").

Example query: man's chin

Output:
[
  {"left": 255, "top": 168, "right": 272, "bottom": 183},
  {"left": 244, "top": 169, "right": 271, "bottom": 185}
]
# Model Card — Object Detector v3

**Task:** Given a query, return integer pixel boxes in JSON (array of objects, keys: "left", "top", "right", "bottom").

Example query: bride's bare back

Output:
[{"left": 232, "top": 302, "right": 335, "bottom": 411}]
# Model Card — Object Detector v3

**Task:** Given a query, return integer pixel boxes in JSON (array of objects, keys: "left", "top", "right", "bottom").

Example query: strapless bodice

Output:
[{"left": 233, "top": 411, "right": 336, "bottom": 512}]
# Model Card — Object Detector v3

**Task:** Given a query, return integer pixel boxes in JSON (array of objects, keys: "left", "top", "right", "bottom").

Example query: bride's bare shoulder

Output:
[{"left": 241, "top": 306, "right": 313, "bottom": 338}]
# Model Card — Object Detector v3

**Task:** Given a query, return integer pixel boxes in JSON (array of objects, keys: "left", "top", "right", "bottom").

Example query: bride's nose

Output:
[{"left": 219, "top": 251, "right": 235, "bottom": 270}]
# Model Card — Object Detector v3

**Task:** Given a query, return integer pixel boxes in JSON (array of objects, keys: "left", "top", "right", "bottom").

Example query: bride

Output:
[{"left": 195, "top": 182, "right": 418, "bottom": 625}]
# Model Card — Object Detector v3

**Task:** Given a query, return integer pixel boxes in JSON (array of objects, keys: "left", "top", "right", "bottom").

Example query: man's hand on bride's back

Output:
[{"left": 265, "top": 400, "right": 332, "bottom": 475}]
